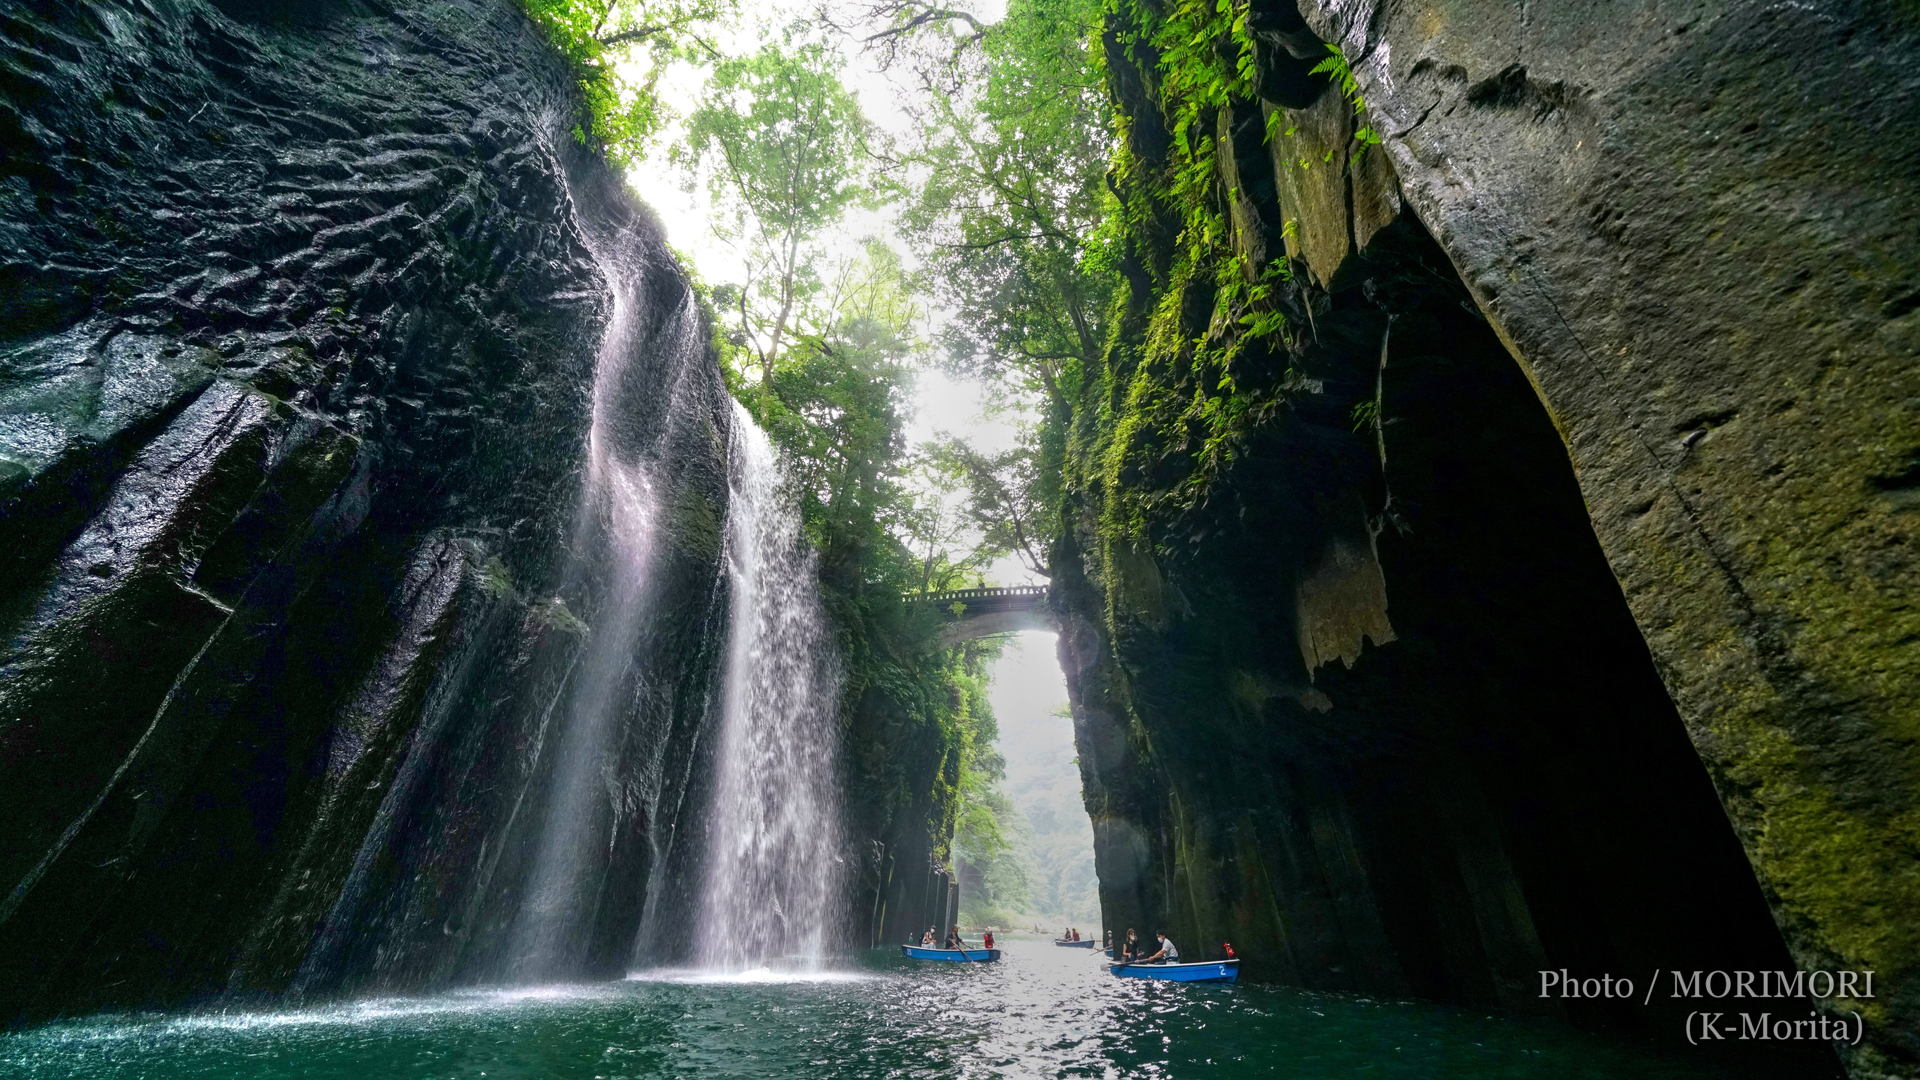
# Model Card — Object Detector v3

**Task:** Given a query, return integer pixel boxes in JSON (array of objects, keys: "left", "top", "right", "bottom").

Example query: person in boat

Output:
[
  {"left": 1103, "top": 930, "right": 1112, "bottom": 951},
  {"left": 1117, "top": 928, "right": 1139, "bottom": 962},
  {"left": 1138, "top": 930, "right": 1180, "bottom": 965},
  {"left": 983, "top": 929, "right": 995, "bottom": 949},
  {"left": 921, "top": 927, "right": 936, "bottom": 946}
]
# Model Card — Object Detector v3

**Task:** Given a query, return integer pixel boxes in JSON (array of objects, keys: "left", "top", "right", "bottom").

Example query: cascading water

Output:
[
  {"left": 292, "top": 214, "right": 728, "bottom": 992},
  {"left": 496, "top": 274, "right": 669, "bottom": 977},
  {"left": 690, "top": 403, "right": 846, "bottom": 971}
]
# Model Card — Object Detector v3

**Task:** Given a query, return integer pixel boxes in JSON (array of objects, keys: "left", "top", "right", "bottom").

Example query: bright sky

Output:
[{"left": 622, "top": 0, "right": 1035, "bottom": 583}]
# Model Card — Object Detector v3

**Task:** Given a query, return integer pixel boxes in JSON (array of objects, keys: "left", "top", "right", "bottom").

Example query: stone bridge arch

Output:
[{"left": 909, "top": 586, "right": 1054, "bottom": 646}]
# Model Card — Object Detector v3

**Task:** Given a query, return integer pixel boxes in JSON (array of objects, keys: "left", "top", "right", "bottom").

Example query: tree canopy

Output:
[
  {"left": 681, "top": 40, "right": 883, "bottom": 384},
  {"left": 896, "top": 0, "right": 1117, "bottom": 409},
  {"left": 519, "top": 0, "right": 738, "bottom": 163}
]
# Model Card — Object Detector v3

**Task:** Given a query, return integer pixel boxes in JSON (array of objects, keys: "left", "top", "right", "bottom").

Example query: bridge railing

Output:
[{"left": 909, "top": 585, "right": 1048, "bottom": 605}]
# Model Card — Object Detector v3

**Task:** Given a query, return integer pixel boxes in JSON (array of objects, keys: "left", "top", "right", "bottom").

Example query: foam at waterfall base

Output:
[
  {"left": 625, "top": 965, "right": 874, "bottom": 986},
  {"left": 23, "top": 984, "right": 632, "bottom": 1044}
]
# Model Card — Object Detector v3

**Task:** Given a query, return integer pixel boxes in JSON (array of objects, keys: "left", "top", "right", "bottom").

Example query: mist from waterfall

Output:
[{"left": 691, "top": 402, "right": 845, "bottom": 971}]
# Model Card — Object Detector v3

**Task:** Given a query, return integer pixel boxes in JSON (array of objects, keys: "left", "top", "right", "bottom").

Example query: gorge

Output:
[{"left": 0, "top": 0, "right": 1914, "bottom": 1078}]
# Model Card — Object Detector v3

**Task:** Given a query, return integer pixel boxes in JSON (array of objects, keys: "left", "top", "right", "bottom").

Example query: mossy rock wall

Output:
[{"left": 1060, "top": 1, "right": 1915, "bottom": 1076}]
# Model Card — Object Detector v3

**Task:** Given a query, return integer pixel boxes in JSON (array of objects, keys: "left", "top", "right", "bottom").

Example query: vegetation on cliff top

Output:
[{"left": 517, "top": 0, "right": 737, "bottom": 162}]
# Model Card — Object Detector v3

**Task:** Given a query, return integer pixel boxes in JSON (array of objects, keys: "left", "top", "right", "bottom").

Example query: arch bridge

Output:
[{"left": 909, "top": 585, "right": 1053, "bottom": 645}]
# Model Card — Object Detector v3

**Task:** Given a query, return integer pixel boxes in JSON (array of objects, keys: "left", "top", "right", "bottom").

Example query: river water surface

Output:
[{"left": 1, "top": 937, "right": 1743, "bottom": 1079}]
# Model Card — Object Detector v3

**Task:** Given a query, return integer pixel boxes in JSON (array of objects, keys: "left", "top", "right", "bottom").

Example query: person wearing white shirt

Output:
[{"left": 1140, "top": 930, "right": 1180, "bottom": 964}]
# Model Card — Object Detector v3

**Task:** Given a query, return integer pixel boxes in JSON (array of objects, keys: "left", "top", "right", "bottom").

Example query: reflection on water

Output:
[{"left": 1, "top": 939, "right": 1739, "bottom": 1079}]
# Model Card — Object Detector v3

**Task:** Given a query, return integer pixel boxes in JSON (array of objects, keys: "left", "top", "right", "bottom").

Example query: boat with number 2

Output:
[
  {"left": 1109, "top": 959, "right": 1239, "bottom": 983},
  {"left": 900, "top": 944, "right": 1000, "bottom": 963}
]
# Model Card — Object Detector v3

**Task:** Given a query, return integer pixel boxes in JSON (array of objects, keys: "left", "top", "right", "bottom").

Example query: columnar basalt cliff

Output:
[
  {"left": 0, "top": 0, "right": 747, "bottom": 1019},
  {"left": 1059, "top": 1, "right": 1915, "bottom": 1077}
]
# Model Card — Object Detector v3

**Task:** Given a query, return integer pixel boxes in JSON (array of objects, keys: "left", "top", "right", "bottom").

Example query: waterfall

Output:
[
  {"left": 496, "top": 275, "right": 670, "bottom": 977},
  {"left": 293, "top": 217, "right": 726, "bottom": 992},
  {"left": 690, "top": 402, "right": 845, "bottom": 971},
  {"left": 285, "top": 226, "right": 844, "bottom": 989}
]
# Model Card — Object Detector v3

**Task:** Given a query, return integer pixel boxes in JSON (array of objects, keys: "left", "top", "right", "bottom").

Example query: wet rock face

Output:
[
  {"left": 1306, "top": 2, "right": 1919, "bottom": 1075},
  {"left": 843, "top": 682, "right": 964, "bottom": 948},
  {"left": 1064, "top": 1, "right": 1913, "bottom": 1076},
  {"left": 0, "top": 0, "right": 730, "bottom": 1019}
]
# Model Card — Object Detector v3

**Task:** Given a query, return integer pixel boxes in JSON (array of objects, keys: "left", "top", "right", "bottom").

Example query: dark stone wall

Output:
[
  {"left": 1059, "top": 1, "right": 1915, "bottom": 1076},
  {"left": 1296, "top": 13, "right": 1920, "bottom": 1080},
  {"left": 0, "top": 0, "right": 732, "bottom": 1021},
  {"left": 843, "top": 670, "right": 966, "bottom": 949}
]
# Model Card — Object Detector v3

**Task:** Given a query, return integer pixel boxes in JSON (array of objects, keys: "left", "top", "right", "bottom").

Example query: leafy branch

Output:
[{"left": 1309, "top": 43, "right": 1383, "bottom": 162}]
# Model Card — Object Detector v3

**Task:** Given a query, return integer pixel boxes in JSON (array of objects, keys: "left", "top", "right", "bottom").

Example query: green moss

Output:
[
  {"left": 531, "top": 595, "right": 590, "bottom": 637},
  {"left": 1740, "top": 725, "right": 1917, "bottom": 1025},
  {"left": 1079, "top": 0, "right": 1310, "bottom": 570},
  {"left": 477, "top": 555, "right": 517, "bottom": 598},
  {"left": 473, "top": 553, "right": 588, "bottom": 637}
]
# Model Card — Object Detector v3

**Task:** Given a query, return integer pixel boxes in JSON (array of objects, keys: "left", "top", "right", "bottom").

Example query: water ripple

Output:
[{"left": 0, "top": 941, "right": 1747, "bottom": 1079}]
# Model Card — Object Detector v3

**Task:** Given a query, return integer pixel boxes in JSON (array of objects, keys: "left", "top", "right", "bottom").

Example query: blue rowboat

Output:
[
  {"left": 1054, "top": 938, "right": 1097, "bottom": 948},
  {"left": 900, "top": 944, "right": 1000, "bottom": 963},
  {"left": 1109, "top": 959, "right": 1239, "bottom": 983}
]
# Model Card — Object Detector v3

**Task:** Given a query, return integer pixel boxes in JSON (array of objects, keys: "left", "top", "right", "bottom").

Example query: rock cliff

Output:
[
  {"left": 1059, "top": 1, "right": 1915, "bottom": 1076},
  {"left": 0, "top": 0, "right": 740, "bottom": 1019}
]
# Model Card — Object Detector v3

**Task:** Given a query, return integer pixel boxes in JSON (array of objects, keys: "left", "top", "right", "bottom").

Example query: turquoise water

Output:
[{"left": 1, "top": 939, "right": 1738, "bottom": 1079}]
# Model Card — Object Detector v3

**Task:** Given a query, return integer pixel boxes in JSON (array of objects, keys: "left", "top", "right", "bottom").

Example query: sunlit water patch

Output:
[
  {"left": 1, "top": 941, "right": 1749, "bottom": 1079},
  {"left": 628, "top": 966, "right": 878, "bottom": 986}
]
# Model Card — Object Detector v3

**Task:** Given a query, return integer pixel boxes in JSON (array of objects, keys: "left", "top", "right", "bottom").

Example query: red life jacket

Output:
[{"left": 1222, "top": 942, "right": 1236, "bottom": 958}]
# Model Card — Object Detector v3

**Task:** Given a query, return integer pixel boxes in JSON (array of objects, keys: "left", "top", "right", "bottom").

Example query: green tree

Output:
[
  {"left": 681, "top": 39, "right": 880, "bottom": 387},
  {"left": 900, "top": 450, "right": 998, "bottom": 594},
  {"left": 518, "top": 0, "right": 737, "bottom": 164},
  {"left": 897, "top": 0, "right": 1117, "bottom": 409},
  {"left": 833, "top": 1, "right": 990, "bottom": 81},
  {"left": 731, "top": 241, "right": 922, "bottom": 577},
  {"left": 922, "top": 433, "right": 1053, "bottom": 578}
]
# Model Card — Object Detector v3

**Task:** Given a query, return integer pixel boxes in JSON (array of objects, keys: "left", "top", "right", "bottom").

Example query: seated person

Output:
[{"left": 1138, "top": 930, "right": 1180, "bottom": 964}]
